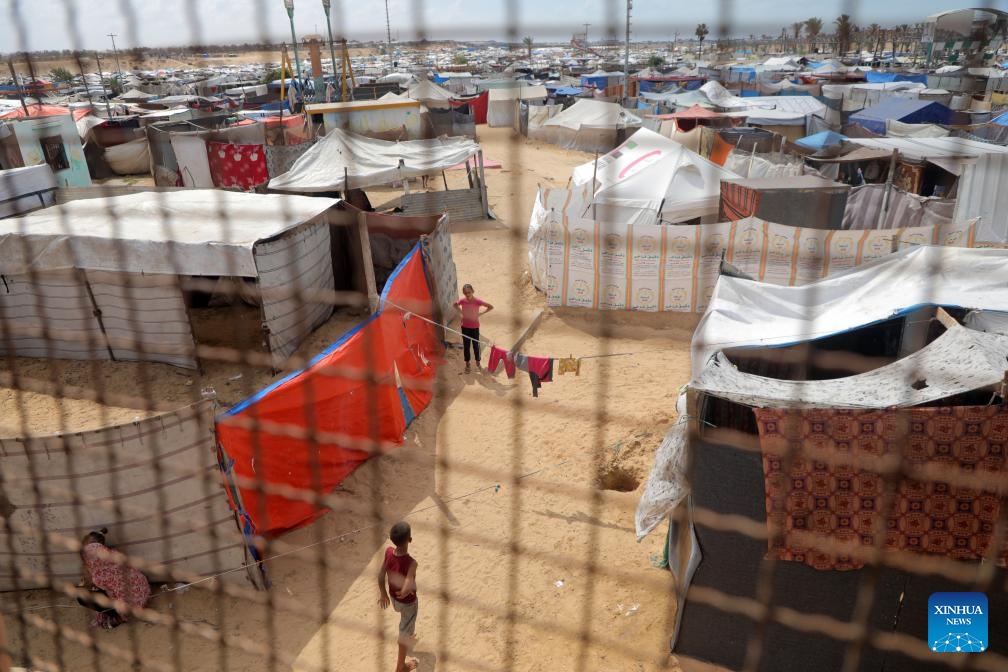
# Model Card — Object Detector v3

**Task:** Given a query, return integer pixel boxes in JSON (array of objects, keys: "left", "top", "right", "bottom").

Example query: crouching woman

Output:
[{"left": 77, "top": 529, "right": 152, "bottom": 629}]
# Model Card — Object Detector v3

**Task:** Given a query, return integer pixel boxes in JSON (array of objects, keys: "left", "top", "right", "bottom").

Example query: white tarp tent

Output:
[
  {"left": 569, "top": 127, "right": 737, "bottom": 225},
  {"left": 541, "top": 99, "right": 642, "bottom": 152},
  {"left": 487, "top": 85, "right": 547, "bottom": 127},
  {"left": 268, "top": 128, "right": 479, "bottom": 193},
  {"left": 0, "top": 191, "right": 358, "bottom": 366},
  {"left": 406, "top": 79, "right": 456, "bottom": 109}
]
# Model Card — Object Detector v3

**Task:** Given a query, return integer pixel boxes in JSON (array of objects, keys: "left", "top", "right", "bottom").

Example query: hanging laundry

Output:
[
  {"left": 207, "top": 141, "right": 269, "bottom": 191},
  {"left": 557, "top": 357, "right": 580, "bottom": 376},
  {"left": 526, "top": 356, "right": 554, "bottom": 398},
  {"left": 487, "top": 345, "right": 516, "bottom": 379}
]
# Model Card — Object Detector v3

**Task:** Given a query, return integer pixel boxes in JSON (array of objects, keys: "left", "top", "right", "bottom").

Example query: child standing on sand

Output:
[
  {"left": 454, "top": 283, "right": 493, "bottom": 373},
  {"left": 378, "top": 521, "right": 419, "bottom": 672}
]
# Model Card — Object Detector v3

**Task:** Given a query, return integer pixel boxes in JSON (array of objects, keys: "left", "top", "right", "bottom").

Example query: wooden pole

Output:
[
  {"left": 477, "top": 149, "right": 489, "bottom": 218},
  {"left": 876, "top": 148, "right": 899, "bottom": 229},
  {"left": 7, "top": 59, "right": 29, "bottom": 116}
]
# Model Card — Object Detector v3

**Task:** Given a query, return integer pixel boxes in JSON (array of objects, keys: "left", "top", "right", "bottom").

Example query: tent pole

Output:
[
  {"left": 78, "top": 269, "right": 117, "bottom": 362},
  {"left": 441, "top": 170, "right": 448, "bottom": 191},
  {"left": 477, "top": 150, "right": 489, "bottom": 219},
  {"left": 876, "top": 149, "right": 899, "bottom": 229}
]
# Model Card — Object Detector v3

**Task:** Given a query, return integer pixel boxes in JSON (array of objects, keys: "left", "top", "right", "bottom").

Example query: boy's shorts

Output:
[{"left": 392, "top": 598, "right": 418, "bottom": 637}]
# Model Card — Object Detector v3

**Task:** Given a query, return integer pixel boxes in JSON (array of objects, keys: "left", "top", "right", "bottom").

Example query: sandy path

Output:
[{"left": 6, "top": 126, "right": 723, "bottom": 671}]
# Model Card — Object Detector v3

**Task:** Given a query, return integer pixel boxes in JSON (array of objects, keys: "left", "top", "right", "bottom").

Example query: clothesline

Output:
[{"left": 378, "top": 297, "right": 683, "bottom": 362}]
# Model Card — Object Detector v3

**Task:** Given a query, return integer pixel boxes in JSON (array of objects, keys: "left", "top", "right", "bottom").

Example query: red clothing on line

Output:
[{"left": 488, "top": 346, "right": 516, "bottom": 378}]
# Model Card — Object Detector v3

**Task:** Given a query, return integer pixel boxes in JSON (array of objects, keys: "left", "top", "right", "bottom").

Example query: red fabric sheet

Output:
[
  {"left": 754, "top": 406, "right": 1008, "bottom": 571},
  {"left": 216, "top": 248, "right": 441, "bottom": 535},
  {"left": 720, "top": 181, "right": 761, "bottom": 221},
  {"left": 207, "top": 141, "right": 269, "bottom": 190},
  {"left": 451, "top": 90, "right": 488, "bottom": 125}
]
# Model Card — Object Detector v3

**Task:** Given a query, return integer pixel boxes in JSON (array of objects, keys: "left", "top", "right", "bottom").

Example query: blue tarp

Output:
[
  {"left": 848, "top": 99, "right": 952, "bottom": 135},
  {"left": 729, "top": 66, "right": 756, "bottom": 82},
  {"left": 432, "top": 73, "right": 449, "bottom": 84},
  {"left": 580, "top": 75, "right": 609, "bottom": 89},
  {"left": 553, "top": 86, "right": 582, "bottom": 96},
  {"left": 992, "top": 110, "right": 1008, "bottom": 126},
  {"left": 865, "top": 71, "right": 929, "bottom": 84},
  {"left": 795, "top": 130, "right": 848, "bottom": 150},
  {"left": 740, "top": 88, "right": 761, "bottom": 97},
  {"left": 684, "top": 79, "right": 704, "bottom": 91}
]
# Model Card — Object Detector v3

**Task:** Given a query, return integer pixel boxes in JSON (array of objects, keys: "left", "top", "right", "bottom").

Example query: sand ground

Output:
[{"left": 3, "top": 126, "right": 724, "bottom": 671}]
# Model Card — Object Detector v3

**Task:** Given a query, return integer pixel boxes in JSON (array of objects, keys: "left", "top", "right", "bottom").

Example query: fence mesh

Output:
[{"left": 1, "top": 1, "right": 1007, "bottom": 672}]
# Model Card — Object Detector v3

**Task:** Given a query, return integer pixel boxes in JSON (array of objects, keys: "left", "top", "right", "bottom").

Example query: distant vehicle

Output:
[{"left": 228, "top": 53, "right": 238, "bottom": 57}]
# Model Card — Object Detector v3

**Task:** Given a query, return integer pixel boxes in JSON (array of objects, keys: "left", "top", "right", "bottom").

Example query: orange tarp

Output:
[{"left": 215, "top": 246, "right": 441, "bottom": 535}]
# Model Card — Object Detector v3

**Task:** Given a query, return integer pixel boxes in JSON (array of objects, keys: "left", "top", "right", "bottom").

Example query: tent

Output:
[
  {"left": 636, "top": 246, "right": 1008, "bottom": 669},
  {"left": 406, "top": 79, "right": 456, "bottom": 109},
  {"left": 0, "top": 191, "right": 375, "bottom": 366},
  {"left": 568, "top": 127, "right": 739, "bottom": 225},
  {"left": 305, "top": 98, "right": 425, "bottom": 140},
  {"left": 540, "top": 98, "right": 643, "bottom": 152},
  {"left": 268, "top": 127, "right": 480, "bottom": 192},
  {"left": 0, "top": 164, "right": 57, "bottom": 218},
  {"left": 115, "top": 87, "right": 158, "bottom": 102},
  {"left": 848, "top": 99, "right": 953, "bottom": 135},
  {"left": 795, "top": 130, "right": 848, "bottom": 150},
  {"left": 486, "top": 84, "right": 547, "bottom": 127}
]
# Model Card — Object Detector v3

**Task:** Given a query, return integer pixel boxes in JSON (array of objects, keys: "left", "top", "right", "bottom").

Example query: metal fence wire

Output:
[{"left": 1, "top": 1, "right": 1008, "bottom": 671}]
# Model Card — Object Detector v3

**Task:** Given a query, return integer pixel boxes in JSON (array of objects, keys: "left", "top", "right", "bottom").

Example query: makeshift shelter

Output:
[
  {"left": 0, "top": 113, "right": 92, "bottom": 187},
  {"left": 486, "top": 85, "right": 547, "bottom": 128},
  {"left": 216, "top": 244, "right": 443, "bottom": 535},
  {"left": 540, "top": 99, "right": 643, "bottom": 152},
  {"left": 0, "top": 164, "right": 57, "bottom": 218},
  {"left": 848, "top": 99, "right": 953, "bottom": 135},
  {"left": 719, "top": 176, "right": 850, "bottom": 229},
  {"left": 0, "top": 398, "right": 266, "bottom": 591},
  {"left": 557, "top": 127, "right": 737, "bottom": 227},
  {"left": 267, "top": 128, "right": 489, "bottom": 222},
  {"left": 0, "top": 191, "right": 376, "bottom": 367},
  {"left": 305, "top": 98, "right": 425, "bottom": 140},
  {"left": 636, "top": 246, "right": 1008, "bottom": 670},
  {"left": 794, "top": 130, "right": 847, "bottom": 150},
  {"left": 406, "top": 79, "right": 456, "bottom": 109}
]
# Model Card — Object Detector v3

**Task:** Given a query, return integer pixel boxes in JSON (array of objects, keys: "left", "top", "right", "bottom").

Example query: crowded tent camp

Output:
[{"left": 5, "top": 3, "right": 1008, "bottom": 672}]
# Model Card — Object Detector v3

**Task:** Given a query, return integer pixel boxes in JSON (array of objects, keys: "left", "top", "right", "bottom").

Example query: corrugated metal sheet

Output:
[
  {"left": 255, "top": 220, "right": 335, "bottom": 361},
  {"left": 0, "top": 399, "right": 259, "bottom": 590},
  {"left": 399, "top": 188, "right": 486, "bottom": 222}
]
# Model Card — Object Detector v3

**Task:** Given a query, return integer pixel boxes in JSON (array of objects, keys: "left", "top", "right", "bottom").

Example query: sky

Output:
[{"left": 1, "top": 0, "right": 1000, "bottom": 53}]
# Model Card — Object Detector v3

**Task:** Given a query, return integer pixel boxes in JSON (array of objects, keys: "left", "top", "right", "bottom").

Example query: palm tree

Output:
[
  {"left": 805, "top": 17, "right": 823, "bottom": 53},
  {"left": 695, "top": 23, "right": 709, "bottom": 58},
  {"left": 791, "top": 21, "right": 803, "bottom": 52},
  {"left": 522, "top": 36, "right": 533, "bottom": 66},
  {"left": 867, "top": 23, "right": 881, "bottom": 63},
  {"left": 835, "top": 14, "right": 854, "bottom": 57}
]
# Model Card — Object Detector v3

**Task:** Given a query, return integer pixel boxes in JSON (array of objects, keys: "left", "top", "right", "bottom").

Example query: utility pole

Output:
[
  {"left": 94, "top": 52, "right": 112, "bottom": 116},
  {"left": 624, "top": 0, "right": 632, "bottom": 104},
  {"left": 385, "top": 0, "right": 393, "bottom": 72},
  {"left": 107, "top": 33, "right": 124, "bottom": 87},
  {"left": 583, "top": 23, "right": 591, "bottom": 56}
]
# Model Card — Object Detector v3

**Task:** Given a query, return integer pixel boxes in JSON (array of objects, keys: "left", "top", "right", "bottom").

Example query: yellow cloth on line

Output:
[{"left": 557, "top": 357, "right": 580, "bottom": 376}]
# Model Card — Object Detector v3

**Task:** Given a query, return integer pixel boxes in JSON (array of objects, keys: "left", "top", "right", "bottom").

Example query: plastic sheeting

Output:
[
  {"left": 0, "top": 191, "right": 338, "bottom": 276},
  {"left": 0, "top": 399, "right": 262, "bottom": 590},
  {"left": 0, "top": 164, "right": 56, "bottom": 218},
  {"left": 216, "top": 245, "right": 442, "bottom": 535},
  {"left": 692, "top": 246, "right": 1008, "bottom": 375},
  {"left": 885, "top": 119, "right": 950, "bottom": 138},
  {"left": 540, "top": 99, "right": 643, "bottom": 152},
  {"left": 954, "top": 152, "right": 1008, "bottom": 244},
  {"left": 842, "top": 183, "right": 957, "bottom": 231},
  {"left": 528, "top": 193, "right": 978, "bottom": 313},
  {"left": 104, "top": 137, "right": 150, "bottom": 175},
  {"left": 693, "top": 322, "right": 1008, "bottom": 409},
  {"left": 267, "top": 128, "right": 479, "bottom": 193}
]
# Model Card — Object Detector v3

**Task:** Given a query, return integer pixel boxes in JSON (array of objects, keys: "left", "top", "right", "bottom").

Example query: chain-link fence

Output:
[{"left": 2, "top": 2, "right": 1008, "bottom": 672}]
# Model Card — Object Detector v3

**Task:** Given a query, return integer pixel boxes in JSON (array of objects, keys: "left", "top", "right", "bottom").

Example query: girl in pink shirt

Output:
[{"left": 454, "top": 283, "right": 493, "bottom": 373}]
